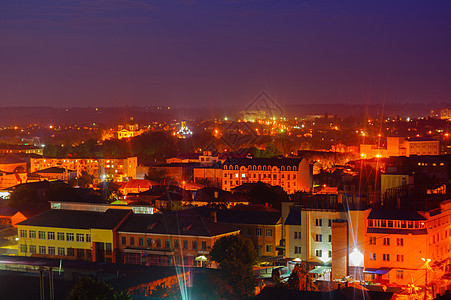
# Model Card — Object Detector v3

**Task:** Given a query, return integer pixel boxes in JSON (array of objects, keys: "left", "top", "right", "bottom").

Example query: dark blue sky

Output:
[{"left": 1, "top": 0, "right": 450, "bottom": 108}]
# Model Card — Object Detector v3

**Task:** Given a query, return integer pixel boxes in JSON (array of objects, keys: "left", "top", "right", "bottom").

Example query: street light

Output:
[{"left": 421, "top": 258, "right": 431, "bottom": 300}]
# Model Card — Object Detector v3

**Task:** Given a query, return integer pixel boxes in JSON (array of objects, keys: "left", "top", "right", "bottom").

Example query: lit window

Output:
[
  {"left": 66, "top": 233, "right": 74, "bottom": 242},
  {"left": 76, "top": 234, "right": 84, "bottom": 242},
  {"left": 20, "top": 230, "right": 27, "bottom": 238}
]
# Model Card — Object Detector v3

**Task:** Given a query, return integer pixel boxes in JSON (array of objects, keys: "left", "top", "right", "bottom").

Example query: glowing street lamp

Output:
[{"left": 421, "top": 258, "right": 431, "bottom": 300}]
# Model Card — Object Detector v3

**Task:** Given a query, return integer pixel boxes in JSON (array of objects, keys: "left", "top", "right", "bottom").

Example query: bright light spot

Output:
[
  {"left": 407, "top": 117, "right": 410, "bottom": 122},
  {"left": 349, "top": 248, "right": 364, "bottom": 266},
  {"left": 224, "top": 117, "right": 228, "bottom": 121}
]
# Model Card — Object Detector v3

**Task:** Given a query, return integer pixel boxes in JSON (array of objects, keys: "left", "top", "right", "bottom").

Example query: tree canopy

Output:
[
  {"left": 68, "top": 277, "right": 131, "bottom": 300},
  {"left": 209, "top": 234, "right": 258, "bottom": 299}
]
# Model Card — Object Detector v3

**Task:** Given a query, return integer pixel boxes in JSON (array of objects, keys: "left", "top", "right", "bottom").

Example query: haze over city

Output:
[{"left": 1, "top": 0, "right": 451, "bottom": 108}]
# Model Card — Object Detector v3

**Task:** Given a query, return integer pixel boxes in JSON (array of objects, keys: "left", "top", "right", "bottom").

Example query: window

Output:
[
  {"left": 48, "top": 247, "right": 55, "bottom": 255},
  {"left": 20, "top": 244, "right": 27, "bottom": 253},
  {"left": 86, "top": 234, "right": 91, "bottom": 243},
  {"left": 156, "top": 238, "right": 161, "bottom": 247},
  {"left": 121, "top": 236, "right": 126, "bottom": 245},
  {"left": 57, "top": 232, "right": 64, "bottom": 241},
  {"left": 202, "top": 241, "right": 207, "bottom": 251},
  {"left": 38, "top": 231, "right": 45, "bottom": 239},
  {"left": 20, "top": 230, "right": 27, "bottom": 238},
  {"left": 329, "top": 235, "right": 332, "bottom": 243},
  {"left": 396, "top": 270, "right": 404, "bottom": 279},
  {"left": 256, "top": 228, "right": 262, "bottom": 236},
  {"left": 397, "top": 255, "right": 404, "bottom": 262},
  {"left": 315, "top": 249, "right": 322, "bottom": 257},
  {"left": 67, "top": 248, "right": 74, "bottom": 256},
  {"left": 397, "top": 238, "right": 403, "bottom": 246},
  {"left": 76, "top": 249, "right": 84, "bottom": 258},
  {"left": 383, "top": 254, "right": 390, "bottom": 261},
  {"left": 328, "top": 250, "right": 332, "bottom": 258},
  {"left": 147, "top": 238, "right": 152, "bottom": 247},
  {"left": 39, "top": 246, "right": 46, "bottom": 254},
  {"left": 76, "top": 234, "right": 84, "bottom": 242},
  {"left": 165, "top": 239, "right": 170, "bottom": 248},
  {"left": 315, "top": 219, "right": 322, "bottom": 226},
  {"left": 265, "top": 244, "right": 272, "bottom": 253},
  {"left": 192, "top": 240, "right": 197, "bottom": 250},
  {"left": 369, "top": 237, "right": 376, "bottom": 245},
  {"left": 29, "top": 230, "right": 36, "bottom": 239},
  {"left": 294, "top": 246, "right": 301, "bottom": 254},
  {"left": 370, "top": 253, "right": 376, "bottom": 260},
  {"left": 315, "top": 234, "right": 322, "bottom": 242},
  {"left": 183, "top": 240, "right": 188, "bottom": 249},
  {"left": 48, "top": 232, "right": 55, "bottom": 240},
  {"left": 30, "top": 245, "right": 37, "bottom": 254},
  {"left": 328, "top": 219, "right": 332, "bottom": 227},
  {"left": 174, "top": 239, "right": 179, "bottom": 249},
  {"left": 294, "top": 232, "right": 301, "bottom": 239},
  {"left": 58, "top": 247, "right": 65, "bottom": 256},
  {"left": 383, "top": 238, "right": 390, "bottom": 246},
  {"left": 266, "top": 229, "right": 273, "bottom": 237},
  {"left": 106, "top": 243, "right": 112, "bottom": 254},
  {"left": 130, "top": 237, "right": 135, "bottom": 246},
  {"left": 66, "top": 233, "right": 74, "bottom": 242}
]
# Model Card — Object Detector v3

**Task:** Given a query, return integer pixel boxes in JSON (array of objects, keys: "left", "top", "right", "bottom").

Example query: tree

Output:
[
  {"left": 150, "top": 281, "right": 181, "bottom": 299},
  {"left": 97, "top": 180, "right": 123, "bottom": 203},
  {"left": 69, "top": 277, "right": 131, "bottom": 300},
  {"left": 210, "top": 234, "right": 258, "bottom": 299},
  {"left": 286, "top": 263, "right": 317, "bottom": 291},
  {"left": 145, "top": 167, "right": 169, "bottom": 184},
  {"left": 70, "top": 170, "right": 94, "bottom": 188}
]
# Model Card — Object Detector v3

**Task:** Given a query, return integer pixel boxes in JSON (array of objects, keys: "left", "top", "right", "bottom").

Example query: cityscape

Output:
[{"left": 1, "top": 1, "right": 451, "bottom": 300}]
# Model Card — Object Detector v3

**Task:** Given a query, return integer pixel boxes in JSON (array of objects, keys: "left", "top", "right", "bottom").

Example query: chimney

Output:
[{"left": 211, "top": 210, "right": 217, "bottom": 222}]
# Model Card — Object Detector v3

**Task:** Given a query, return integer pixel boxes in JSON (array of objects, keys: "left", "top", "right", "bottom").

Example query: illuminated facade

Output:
[
  {"left": 222, "top": 157, "right": 312, "bottom": 194},
  {"left": 361, "top": 137, "right": 440, "bottom": 159},
  {"left": 30, "top": 157, "right": 138, "bottom": 182},
  {"left": 364, "top": 201, "right": 451, "bottom": 286},
  {"left": 17, "top": 209, "right": 132, "bottom": 263},
  {"left": 117, "top": 117, "right": 144, "bottom": 139},
  {"left": 117, "top": 213, "right": 239, "bottom": 267}
]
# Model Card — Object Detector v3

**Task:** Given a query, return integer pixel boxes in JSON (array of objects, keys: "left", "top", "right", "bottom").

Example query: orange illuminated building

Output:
[
  {"left": 364, "top": 200, "right": 451, "bottom": 286},
  {"left": 222, "top": 157, "right": 312, "bottom": 194}
]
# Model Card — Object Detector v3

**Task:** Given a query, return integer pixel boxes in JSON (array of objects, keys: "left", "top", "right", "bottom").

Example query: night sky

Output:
[{"left": 1, "top": 0, "right": 450, "bottom": 108}]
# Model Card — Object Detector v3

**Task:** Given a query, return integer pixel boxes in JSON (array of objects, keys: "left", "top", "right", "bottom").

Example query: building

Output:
[
  {"left": 221, "top": 157, "right": 312, "bottom": 194},
  {"left": 361, "top": 137, "right": 440, "bottom": 159},
  {"left": 217, "top": 209, "right": 283, "bottom": 258},
  {"left": 117, "top": 117, "right": 144, "bottom": 139},
  {"left": 0, "top": 144, "right": 43, "bottom": 156},
  {"left": 30, "top": 157, "right": 138, "bottom": 182},
  {"left": 364, "top": 200, "right": 451, "bottom": 286},
  {"left": 0, "top": 155, "right": 27, "bottom": 173},
  {"left": 34, "top": 167, "right": 77, "bottom": 182},
  {"left": 17, "top": 209, "right": 132, "bottom": 263},
  {"left": 119, "top": 179, "right": 159, "bottom": 196},
  {"left": 117, "top": 213, "right": 239, "bottom": 267}
]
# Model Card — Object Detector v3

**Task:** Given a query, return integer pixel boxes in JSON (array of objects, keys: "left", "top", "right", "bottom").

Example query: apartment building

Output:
[
  {"left": 30, "top": 157, "right": 138, "bottom": 182},
  {"left": 364, "top": 200, "right": 451, "bottom": 286},
  {"left": 221, "top": 157, "right": 312, "bottom": 194}
]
